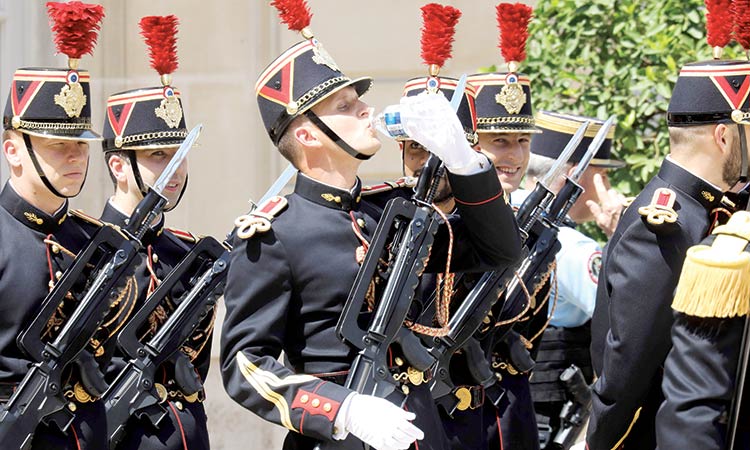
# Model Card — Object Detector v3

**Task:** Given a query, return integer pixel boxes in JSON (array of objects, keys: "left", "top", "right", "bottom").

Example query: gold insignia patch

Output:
[
  {"left": 321, "top": 193, "right": 342, "bottom": 203},
  {"left": 24, "top": 212, "right": 43, "bottom": 225},
  {"left": 638, "top": 188, "right": 678, "bottom": 226},
  {"left": 701, "top": 190, "right": 715, "bottom": 202}
]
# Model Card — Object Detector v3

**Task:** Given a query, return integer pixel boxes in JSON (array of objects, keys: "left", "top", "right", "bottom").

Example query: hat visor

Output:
[
  {"left": 21, "top": 128, "right": 102, "bottom": 142},
  {"left": 589, "top": 157, "right": 626, "bottom": 169},
  {"left": 298, "top": 76, "right": 374, "bottom": 116}
]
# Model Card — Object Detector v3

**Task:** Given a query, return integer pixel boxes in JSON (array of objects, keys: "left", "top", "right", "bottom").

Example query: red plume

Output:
[
  {"left": 139, "top": 16, "right": 179, "bottom": 76},
  {"left": 706, "top": 0, "right": 733, "bottom": 48},
  {"left": 496, "top": 2, "right": 532, "bottom": 64},
  {"left": 420, "top": 3, "right": 462, "bottom": 68},
  {"left": 46, "top": 1, "right": 105, "bottom": 59},
  {"left": 733, "top": 0, "right": 750, "bottom": 49},
  {"left": 270, "top": 0, "right": 312, "bottom": 33}
]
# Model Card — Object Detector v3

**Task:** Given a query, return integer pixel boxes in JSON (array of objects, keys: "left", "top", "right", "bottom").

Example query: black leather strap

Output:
[{"left": 305, "top": 110, "right": 372, "bottom": 161}]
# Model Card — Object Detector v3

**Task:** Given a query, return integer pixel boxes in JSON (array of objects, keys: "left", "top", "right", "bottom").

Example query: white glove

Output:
[
  {"left": 399, "top": 92, "right": 486, "bottom": 174},
  {"left": 336, "top": 393, "right": 424, "bottom": 450}
]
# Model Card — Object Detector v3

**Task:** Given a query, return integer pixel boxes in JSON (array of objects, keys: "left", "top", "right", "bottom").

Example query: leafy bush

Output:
[{"left": 485, "top": 0, "right": 742, "bottom": 239}]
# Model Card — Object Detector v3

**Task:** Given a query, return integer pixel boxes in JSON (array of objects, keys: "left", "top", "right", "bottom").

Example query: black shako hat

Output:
[
  {"left": 3, "top": 1, "right": 105, "bottom": 141},
  {"left": 468, "top": 3, "right": 538, "bottom": 134},
  {"left": 103, "top": 15, "right": 188, "bottom": 151},
  {"left": 532, "top": 111, "right": 624, "bottom": 169},
  {"left": 401, "top": 4, "right": 476, "bottom": 145},
  {"left": 668, "top": 60, "right": 750, "bottom": 127},
  {"left": 256, "top": 39, "right": 372, "bottom": 145},
  {"left": 402, "top": 77, "right": 478, "bottom": 145}
]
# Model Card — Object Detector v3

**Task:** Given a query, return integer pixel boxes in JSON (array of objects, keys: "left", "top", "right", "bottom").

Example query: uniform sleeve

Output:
[
  {"left": 553, "top": 232, "right": 600, "bottom": 320},
  {"left": 440, "top": 163, "right": 523, "bottom": 272},
  {"left": 220, "top": 231, "right": 352, "bottom": 441},
  {"left": 655, "top": 314, "right": 743, "bottom": 450},
  {"left": 586, "top": 221, "right": 689, "bottom": 450}
]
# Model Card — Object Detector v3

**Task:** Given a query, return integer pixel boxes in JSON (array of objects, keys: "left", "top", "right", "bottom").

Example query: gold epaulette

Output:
[
  {"left": 165, "top": 227, "right": 197, "bottom": 243},
  {"left": 69, "top": 209, "right": 103, "bottom": 227},
  {"left": 235, "top": 195, "right": 288, "bottom": 240},
  {"left": 361, "top": 177, "right": 417, "bottom": 196},
  {"left": 638, "top": 188, "right": 678, "bottom": 231},
  {"left": 671, "top": 211, "right": 750, "bottom": 318}
]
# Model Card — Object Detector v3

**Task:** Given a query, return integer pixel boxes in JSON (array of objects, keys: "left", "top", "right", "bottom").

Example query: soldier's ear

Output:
[
  {"left": 2, "top": 132, "right": 23, "bottom": 168},
  {"left": 293, "top": 122, "right": 323, "bottom": 149},
  {"left": 713, "top": 123, "right": 733, "bottom": 154},
  {"left": 106, "top": 153, "right": 129, "bottom": 184}
]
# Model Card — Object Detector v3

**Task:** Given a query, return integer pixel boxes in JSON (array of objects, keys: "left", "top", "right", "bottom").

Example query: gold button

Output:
[
  {"left": 67, "top": 402, "right": 77, "bottom": 412},
  {"left": 51, "top": 244, "right": 60, "bottom": 254},
  {"left": 333, "top": 426, "right": 340, "bottom": 435},
  {"left": 300, "top": 394, "right": 309, "bottom": 404},
  {"left": 311, "top": 398, "right": 320, "bottom": 408},
  {"left": 55, "top": 271, "right": 63, "bottom": 280},
  {"left": 401, "top": 385, "right": 410, "bottom": 395},
  {"left": 152, "top": 253, "right": 159, "bottom": 264},
  {"left": 175, "top": 401, "right": 183, "bottom": 411},
  {"left": 394, "top": 357, "right": 404, "bottom": 366},
  {"left": 356, "top": 218, "right": 366, "bottom": 228},
  {"left": 323, "top": 402, "right": 332, "bottom": 412}
]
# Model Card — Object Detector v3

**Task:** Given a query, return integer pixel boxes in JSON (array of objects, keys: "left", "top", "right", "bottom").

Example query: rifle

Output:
[
  {"left": 0, "top": 124, "right": 202, "bottom": 450},
  {"left": 308, "top": 154, "right": 446, "bottom": 450},
  {"left": 495, "top": 116, "right": 617, "bottom": 343},
  {"left": 428, "top": 121, "right": 590, "bottom": 416},
  {"left": 104, "top": 164, "right": 297, "bottom": 449},
  {"left": 430, "top": 116, "right": 616, "bottom": 415},
  {"left": 548, "top": 365, "right": 592, "bottom": 450}
]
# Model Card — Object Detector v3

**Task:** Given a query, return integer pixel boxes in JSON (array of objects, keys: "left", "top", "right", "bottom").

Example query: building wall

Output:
[{"left": 1, "top": 1, "right": 533, "bottom": 447}]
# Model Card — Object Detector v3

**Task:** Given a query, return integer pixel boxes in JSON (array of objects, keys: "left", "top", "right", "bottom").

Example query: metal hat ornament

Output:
[
  {"left": 467, "top": 3, "right": 538, "bottom": 134},
  {"left": 401, "top": 3, "right": 478, "bottom": 144}
]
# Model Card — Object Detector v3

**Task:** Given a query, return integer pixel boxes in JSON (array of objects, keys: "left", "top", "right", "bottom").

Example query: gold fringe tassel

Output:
[{"left": 671, "top": 211, "right": 750, "bottom": 318}]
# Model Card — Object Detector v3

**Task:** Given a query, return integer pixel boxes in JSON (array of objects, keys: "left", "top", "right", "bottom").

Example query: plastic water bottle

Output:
[{"left": 371, "top": 104, "right": 410, "bottom": 139}]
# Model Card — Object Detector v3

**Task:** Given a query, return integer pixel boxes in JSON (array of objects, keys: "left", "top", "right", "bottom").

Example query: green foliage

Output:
[{"left": 520, "top": 0, "right": 741, "bottom": 240}]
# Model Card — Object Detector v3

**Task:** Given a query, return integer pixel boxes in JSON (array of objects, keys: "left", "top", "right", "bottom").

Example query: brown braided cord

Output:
[
  {"left": 407, "top": 205, "right": 454, "bottom": 337},
  {"left": 43, "top": 238, "right": 77, "bottom": 258},
  {"left": 494, "top": 259, "right": 556, "bottom": 327},
  {"left": 526, "top": 261, "right": 559, "bottom": 344}
]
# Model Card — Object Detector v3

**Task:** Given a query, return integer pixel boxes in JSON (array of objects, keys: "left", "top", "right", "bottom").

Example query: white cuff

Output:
[
  {"left": 445, "top": 152, "right": 490, "bottom": 176},
  {"left": 332, "top": 392, "right": 356, "bottom": 440}
]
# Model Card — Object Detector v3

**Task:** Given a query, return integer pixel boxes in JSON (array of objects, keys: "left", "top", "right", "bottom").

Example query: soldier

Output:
[
  {"left": 451, "top": 4, "right": 542, "bottom": 449},
  {"left": 586, "top": 8, "right": 745, "bottom": 447},
  {"left": 518, "top": 111, "right": 624, "bottom": 447},
  {"left": 219, "top": 3, "right": 522, "bottom": 450},
  {"left": 651, "top": 9, "right": 750, "bottom": 449},
  {"left": 397, "top": 74, "right": 477, "bottom": 215},
  {"left": 96, "top": 15, "right": 213, "bottom": 450},
  {"left": 0, "top": 2, "right": 107, "bottom": 448},
  {"left": 395, "top": 3, "right": 479, "bottom": 215}
]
